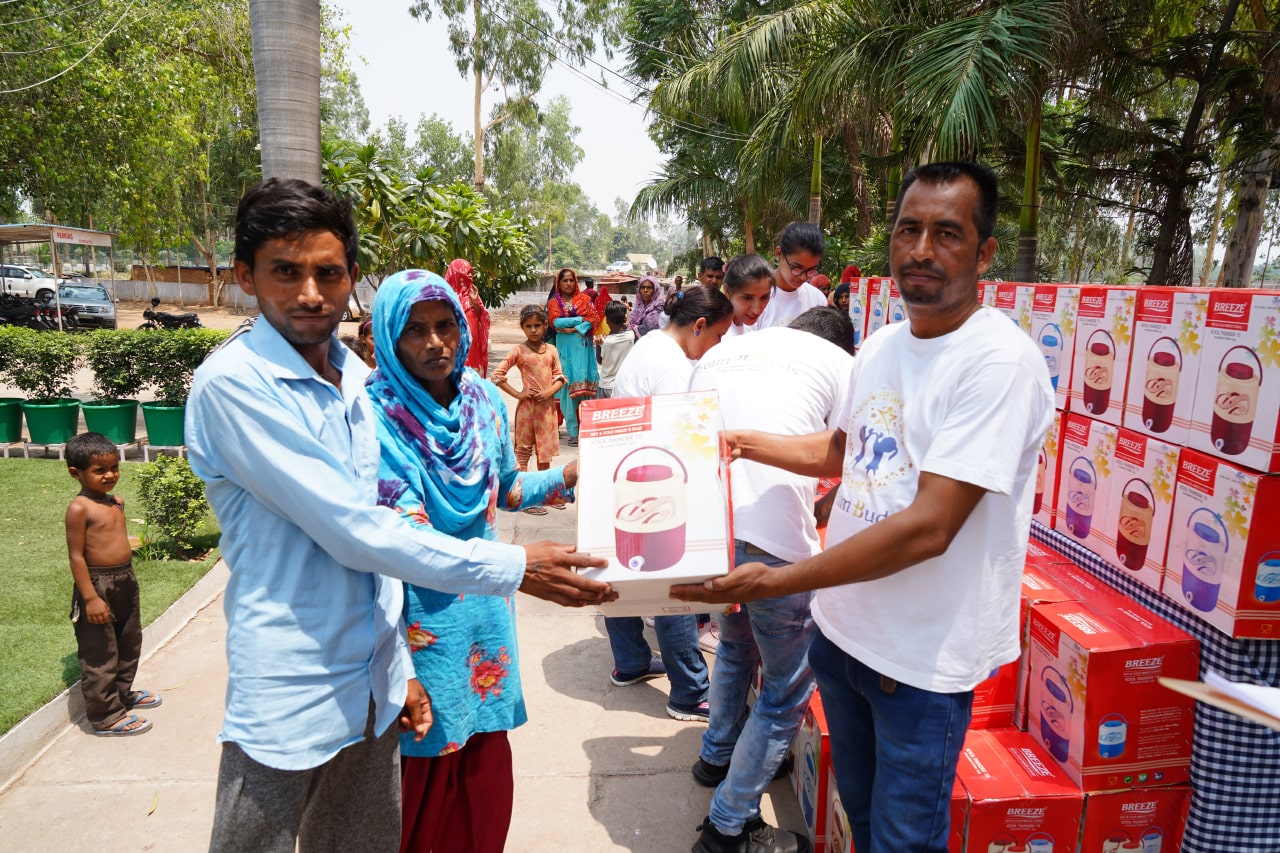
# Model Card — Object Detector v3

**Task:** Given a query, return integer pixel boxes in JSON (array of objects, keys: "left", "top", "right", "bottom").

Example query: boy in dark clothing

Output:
[{"left": 64, "top": 432, "right": 161, "bottom": 736}]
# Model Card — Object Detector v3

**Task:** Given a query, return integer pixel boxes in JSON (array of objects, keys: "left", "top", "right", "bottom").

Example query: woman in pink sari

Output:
[{"left": 445, "top": 259, "right": 491, "bottom": 377}]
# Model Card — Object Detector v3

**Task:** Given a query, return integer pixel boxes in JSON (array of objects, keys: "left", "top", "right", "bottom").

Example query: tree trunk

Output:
[
  {"left": 808, "top": 135, "right": 823, "bottom": 226},
  {"left": 1218, "top": 146, "right": 1276, "bottom": 287},
  {"left": 1120, "top": 182, "right": 1140, "bottom": 274},
  {"left": 743, "top": 205, "right": 756, "bottom": 255},
  {"left": 1147, "top": 0, "right": 1241, "bottom": 285},
  {"left": 1201, "top": 178, "right": 1226, "bottom": 286},
  {"left": 472, "top": 0, "right": 485, "bottom": 189},
  {"left": 840, "top": 120, "right": 873, "bottom": 239},
  {"left": 249, "top": 0, "right": 323, "bottom": 183},
  {"left": 1015, "top": 99, "right": 1043, "bottom": 282}
]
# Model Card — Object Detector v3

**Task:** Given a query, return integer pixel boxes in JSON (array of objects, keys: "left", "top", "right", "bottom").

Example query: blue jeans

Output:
[
  {"left": 605, "top": 614, "right": 708, "bottom": 708},
  {"left": 808, "top": 631, "right": 973, "bottom": 853},
  {"left": 702, "top": 542, "right": 816, "bottom": 835}
]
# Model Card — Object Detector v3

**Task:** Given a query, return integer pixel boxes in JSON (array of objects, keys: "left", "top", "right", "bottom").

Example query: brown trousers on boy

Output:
[{"left": 71, "top": 562, "right": 142, "bottom": 730}]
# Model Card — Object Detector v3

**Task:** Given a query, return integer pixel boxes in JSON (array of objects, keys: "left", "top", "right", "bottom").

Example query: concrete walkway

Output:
[{"left": 0, "top": 485, "right": 803, "bottom": 852}]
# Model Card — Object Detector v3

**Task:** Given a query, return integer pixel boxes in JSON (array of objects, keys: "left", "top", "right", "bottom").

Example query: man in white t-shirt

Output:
[
  {"left": 686, "top": 309, "right": 854, "bottom": 853},
  {"left": 673, "top": 162, "right": 1053, "bottom": 853}
]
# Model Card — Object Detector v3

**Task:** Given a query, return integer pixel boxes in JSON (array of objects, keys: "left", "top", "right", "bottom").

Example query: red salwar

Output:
[{"left": 399, "top": 730, "right": 514, "bottom": 853}]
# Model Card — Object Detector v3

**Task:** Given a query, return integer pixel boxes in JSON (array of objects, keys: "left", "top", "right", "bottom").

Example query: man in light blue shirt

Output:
[{"left": 188, "top": 179, "right": 612, "bottom": 853}]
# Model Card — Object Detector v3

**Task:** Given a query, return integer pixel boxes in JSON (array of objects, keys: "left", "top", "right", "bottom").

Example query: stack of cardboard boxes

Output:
[{"left": 820, "top": 283, "right": 1280, "bottom": 852}]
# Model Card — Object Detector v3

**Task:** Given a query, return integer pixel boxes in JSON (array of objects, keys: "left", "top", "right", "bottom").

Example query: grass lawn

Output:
[{"left": 0, "top": 457, "right": 220, "bottom": 735}]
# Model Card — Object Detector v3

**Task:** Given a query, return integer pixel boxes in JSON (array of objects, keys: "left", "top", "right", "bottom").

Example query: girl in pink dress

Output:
[{"left": 492, "top": 305, "right": 567, "bottom": 514}]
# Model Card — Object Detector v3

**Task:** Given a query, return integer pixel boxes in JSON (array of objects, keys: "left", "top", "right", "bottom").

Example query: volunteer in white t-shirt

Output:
[
  {"left": 717, "top": 253, "right": 774, "bottom": 341},
  {"left": 672, "top": 162, "right": 1054, "bottom": 853},
  {"left": 755, "top": 221, "right": 829, "bottom": 331},
  {"left": 686, "top": 310, "right": 854, "bottom": 853},
  {"left": 606, "top": 284, "right": 734, "bottom": 723}
]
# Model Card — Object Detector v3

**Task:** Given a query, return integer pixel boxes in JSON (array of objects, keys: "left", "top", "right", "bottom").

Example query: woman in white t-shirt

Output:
[
  {"left": 606, "top": 284, "right": 733, "bottom": 721},
  {"left": 756, "top": 221, "right": 829, "bottom": 331},
  {"left": 612, "top": 284, "right": 734, "bottom": 398},
  {"left": 718, "top": 253, "right": 774, "bottom": 340}
]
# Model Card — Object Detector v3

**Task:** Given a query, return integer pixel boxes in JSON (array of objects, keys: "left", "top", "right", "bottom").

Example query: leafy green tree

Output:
[{"left": 407, "top": 0, "right": 621, "bottom": 189}]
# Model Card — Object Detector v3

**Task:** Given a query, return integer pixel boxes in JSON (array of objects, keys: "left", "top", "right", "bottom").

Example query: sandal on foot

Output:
[
  {"left": 567, "top": 436, "right": 579, "bottom": 447},
  {"left": 522, "top": 506, "right": 548, "bottom": 516},
  {"left": 95, "top": 714, "right": 151, "bottom": 737},
  {"left": 126, "top": 689, "right": 163, "bottom": 709},
  {"left": 548, "top": 502, "right": 567, "bottom": 510}
]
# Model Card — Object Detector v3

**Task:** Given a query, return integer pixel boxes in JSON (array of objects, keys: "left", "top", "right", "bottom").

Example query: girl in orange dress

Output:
[{"left": 492, "top": 305, "right": 567, "bottom": 514}]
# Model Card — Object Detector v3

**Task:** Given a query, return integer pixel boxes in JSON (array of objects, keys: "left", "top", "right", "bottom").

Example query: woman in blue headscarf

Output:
[{"left": 366, "top": 269, "right": 574, "bottom": 853}]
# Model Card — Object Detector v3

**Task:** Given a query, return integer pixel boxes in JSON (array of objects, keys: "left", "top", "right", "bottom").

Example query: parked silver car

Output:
[{"left": 57, "top": 282, "right": 117, "bottom": 329}]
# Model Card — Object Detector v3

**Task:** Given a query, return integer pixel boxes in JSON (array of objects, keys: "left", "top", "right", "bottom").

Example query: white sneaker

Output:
[{"left": 698, "top": 621, "right": 720, "bottom": 655}]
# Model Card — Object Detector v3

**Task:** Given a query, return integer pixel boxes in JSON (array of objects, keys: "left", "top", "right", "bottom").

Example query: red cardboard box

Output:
[
  {"left": 952, "top": 728, "right": 1083, "bottom": 853},
  {"left": 1026, "top": 600, "right": 1199, "bottom": 791},
  {"left": 1056, "top": 413, "right": 1119, "bottom": 557},
  {"left": 1081, "top": 785, "right": 1190, "bottom": 853},
  {"left": 1163, "top": 447, "right": 1280, "bottom": 638},
  {"left": 1101, "top": 429, "right": 1181, "bottom": 594},
  {"left": 849, "top": 278, "right": 868, "bottom": 350},
  {"left": 1188, "top": 289, "right": 1280, "bottom": 473},
  {"left": 995, "top": 282, "right": 1035, "bottom": 334},
  {"left": 1016, "top": 565, "right": 1086, "bottom": 731},
  {"left": 790, "top": 691, "right": 831, "bottom": 851},
  {"left": 866, "top": 277, "right": 891, "bottom": 340},
  {"left": 972, "top": 661, "right": 1019, "bottom": 730},
  {"left": 1123, "top": 287, "right": 1212, "bottom": 446},
  {"left": 1034, "top": 411, "right": 1063, "bottom": 530},
  {"left": 1071, "top": 286, "right": 1138, "bottom": 425},
  {"left": 1031, "top": 285, "right": 1082, "bottom": 410}
]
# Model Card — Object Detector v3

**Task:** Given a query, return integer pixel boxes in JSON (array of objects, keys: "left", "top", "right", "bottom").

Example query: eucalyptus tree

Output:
[{"left": 408, "top": 0, "right": 620, "bottom": 190}]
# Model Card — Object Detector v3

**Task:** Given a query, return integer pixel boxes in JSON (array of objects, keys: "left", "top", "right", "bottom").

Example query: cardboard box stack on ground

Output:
[
  {"left": 576, "top": 392, "right": 732, "bottom": 617},
  {"left": 1079, "top": 785, "right": 1191, "bottom": 853},
  {"left": 866, "top": 277, "right": 890, "bottom": 340},
  {"left": 1163, "top": 447, "right": 1280, "bottom": 638},
  {"left": 981, "top": 281, "right": 998, "bottom": 307},
  {"left": 849, "top": 277, "right": 868, "bottom": 350},
  {"left": 950, "top": 728, "right": 1083, "bottom": 853},
  {"left": 1101, "top": 429, "right": 1181, "bottom": 594},
  {"left": 971, "top": 662, "right": 1019, "bottom": 730},
  {"left": 994, "top": 282, "right": 1035, "bottom": 334},
  {"left": 1031, "top": 284, "right": 1082, "bottom": 410},
  {"left": 1034, "top": 411, "right": 1063, "bottom": 530},
  {"left": 1056, "top": 413, "right": 1119, "bottom": 556},
  {"left": 1026, "top": 596, "right": 1199, "bottom": 792},
  {"left": 789, "top": 691, "right": 832, "bottom": 852},
  {"left": 1071, "top": 286, "right": 1138, "bottom": 425},
  {"left": 1123, "top": 287, "right": 1211, "bottom": 446},
  {"left": 1016, "top": 543, "right": 1091, "bottom": 731},
  {"left": 1188, "top": 289, "right": 1280, "bottom": 474}
]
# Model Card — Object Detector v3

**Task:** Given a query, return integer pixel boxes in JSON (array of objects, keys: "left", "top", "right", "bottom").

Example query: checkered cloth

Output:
[{"left": 1032, "top": 523, "right": 1280, "bottom": 852}]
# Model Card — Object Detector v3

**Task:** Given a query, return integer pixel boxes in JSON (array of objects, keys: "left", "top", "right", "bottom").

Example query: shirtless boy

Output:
[{"left": 64, "top": 432, "right": 161, "bottom": 736}]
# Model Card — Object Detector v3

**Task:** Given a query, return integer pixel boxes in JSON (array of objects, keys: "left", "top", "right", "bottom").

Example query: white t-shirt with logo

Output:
[
  {"left": 690, "top": 327, "right": 852, "bottom": 563},
  {"left": 613, "top": 328, "right": 694, "bottom": 397},
  {"left": 814, "top": 306, "right": 1053, "bottom": 693},
  {"left": 756, "top": 283, "right": 828, "bottom": 331}
]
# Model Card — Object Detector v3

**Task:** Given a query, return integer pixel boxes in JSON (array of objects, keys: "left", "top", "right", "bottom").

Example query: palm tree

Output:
[{"left": 249, "top": 0, "right": 323, "bottom": 183}]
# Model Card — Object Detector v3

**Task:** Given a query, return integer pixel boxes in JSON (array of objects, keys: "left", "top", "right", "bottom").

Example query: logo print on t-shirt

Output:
[{"left": 844, "top": 391, "right": 913, "bottom": 492}]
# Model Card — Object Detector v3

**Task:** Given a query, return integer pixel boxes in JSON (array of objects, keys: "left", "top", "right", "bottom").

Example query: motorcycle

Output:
[
  {"left": 0, "top": 293, "right": 78, "bottom": 330},
  {"left": 139, "top": 297, "right": 202, "bottom": 330}
]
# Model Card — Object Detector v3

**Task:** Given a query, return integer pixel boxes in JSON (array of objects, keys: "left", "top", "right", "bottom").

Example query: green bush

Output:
[
  {"left": 4, "top": 328, "right": 84, "bottom": 401},
  {"left": 84, "top": 329, "right": 147, "bottom": 401},
  {"left": 0, "top": 325, "right": 23, "bottom": 385},
  {"left": 135, "top": 454, "right": 210, "bottom": 551},
  {"left": 135, "top": 328, "right": 230, "bottom": 405}
]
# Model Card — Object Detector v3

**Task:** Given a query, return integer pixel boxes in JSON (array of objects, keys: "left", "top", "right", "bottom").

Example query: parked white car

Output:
[
  {"left": 0, "top": 265, "right": 65, "bottom": 301},
  {"left": 606, "top": 260, "right": 634, "bottom": 273}
]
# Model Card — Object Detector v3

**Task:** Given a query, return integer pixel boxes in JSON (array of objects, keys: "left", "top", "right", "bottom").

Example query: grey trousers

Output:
[{"left": 208, "top": 700, "right": 401, "bottom": 853}]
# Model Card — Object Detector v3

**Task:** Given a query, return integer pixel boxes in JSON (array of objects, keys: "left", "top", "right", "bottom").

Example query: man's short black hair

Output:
[
  {"left": 234, "top": 178, "right": 359, "bottom": 272},
  {"left": 893, "top": 161, "right": 999, "bottom": 245},
  {"left": 789, "top": 307, "right": 855, "bottom": 356},
  {"left": 699, "top": 256, "right": 725, "bottom": 274},
  {"left": 604, "top": 301, "right": 627, "bottom": 329},
  {"left": 66, "top": 432, "right": 119, "bottom": 470}
]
